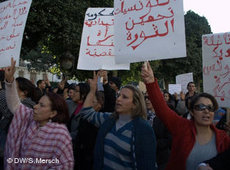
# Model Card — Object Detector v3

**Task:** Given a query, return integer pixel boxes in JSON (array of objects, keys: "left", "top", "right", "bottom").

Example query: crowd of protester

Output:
[{"left": 0, "top": 58, "right": 230, "bottom": 170}]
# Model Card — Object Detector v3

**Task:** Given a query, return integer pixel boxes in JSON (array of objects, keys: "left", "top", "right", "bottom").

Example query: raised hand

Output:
[
  {"left": 4, "top": 57, "right": 16, "bottom": 83},
  {"left": 88, "top": 71, "right": 99, "bottom": 92},
  {"left": 44, "top": 74, "right": 51, "bottom": 86},
  {"left": 83, "top": 71, "right": 99, "bottom": 108},
  {"left": 180, "top": 91, "right": 185, "bottom": 101},
  {"left": 141, "top": 61, "right": 155, "bottom": 84}
]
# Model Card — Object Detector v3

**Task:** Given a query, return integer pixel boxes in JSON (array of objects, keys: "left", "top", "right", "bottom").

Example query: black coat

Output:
[
  {"left": 100, "top": 83, "right": 116, "bottom": 112},
  {"left": 205, "top": 148, "right": 230, "bottom": 170},
  {"left": 152, "top": 116, "right": 172, "bottom": 166}
]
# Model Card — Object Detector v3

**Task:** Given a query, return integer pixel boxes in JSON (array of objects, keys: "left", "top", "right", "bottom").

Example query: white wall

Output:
[
  {"left": 15, "top": 66, "right": 60, "bottom": 84},
  {"left": 15, "top": 66, "right": 78, "bottom": 85}
]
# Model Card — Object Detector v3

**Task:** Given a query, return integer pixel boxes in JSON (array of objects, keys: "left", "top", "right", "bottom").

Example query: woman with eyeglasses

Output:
[{"left": 141, "top": 62, "right": 230, "bottom": 170}]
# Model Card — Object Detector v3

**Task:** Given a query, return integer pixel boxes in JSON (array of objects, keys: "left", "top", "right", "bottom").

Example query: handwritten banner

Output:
[
  {"left": 77, "top": 8, "right": 130, "bottom": 70},
  {"left": 202, "top": 32, "right": 230, "bottom": 107},
  {"left": 0, "top": 0, "right": 32, "bottom": 67},
  {"left": 169, "top": 84, "right": 182, "bottom": 95},
  {"left": 114, "top": 0, "right": 186, "bottom": 64},
  {"left": 176, "top": 72, "right": 193, "bottom": 93}
]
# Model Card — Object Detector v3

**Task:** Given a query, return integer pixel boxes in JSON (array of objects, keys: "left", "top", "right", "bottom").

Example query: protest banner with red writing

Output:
[
  {"left": 114, "top": 0, "right": 186, "bottom": 64},
  {"left": 202, "top": 32, "right": 230, "bottom": 107},
  {"left": 0, "top": 0, "right": 32, "bottom": 67},
  {"left": 77, "top": 8, "right": 130, "bottom": 70}
]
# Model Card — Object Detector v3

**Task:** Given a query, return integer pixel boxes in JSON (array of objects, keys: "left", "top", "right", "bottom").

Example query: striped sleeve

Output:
[{"left": 80, "top": 107, "right": 111, "bottom": 127}]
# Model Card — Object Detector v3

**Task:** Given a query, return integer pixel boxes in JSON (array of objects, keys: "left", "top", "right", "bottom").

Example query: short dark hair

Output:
[
  {"left": 36, "top": 80, "right": 43, "bottom": 87},
  {"left": 68, "top": 83, "right": 77, "bottom": 92},
  {"left": 187, "top": 82, "right": 195, "bottom": 88},
  {"left": 109, "top": 77, "right": 121, "bottom": 89},
  {"left": 163, "top": 90, "right": 173, "bottom": 100},
  {"left": 45, "top": 92, "right": 69, "bottom": 124},
  {"left": 190, "top": 93, "right": 218, "bottom": 112},
  {"left": 16, "top": 77, "right": 37, "bottom": 102}
]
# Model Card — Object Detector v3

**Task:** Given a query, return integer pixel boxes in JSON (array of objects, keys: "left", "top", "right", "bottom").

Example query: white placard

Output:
[
  {"left": 77, "top": 8, "right": 130, "bottom": 70},
  {"left": 0, "top": 0, "right": 32, "bottom": 67},
  {"left": 168, "top": 84, "right": 182, "bottom": 95},
  {"left": 202, "top": 32, "right": 230, "bottom": 107},
  {"left": 114, "top": 0, "right": 186, "bottom": 64},
  {"left": 176, "top": 72, "right": 193, "bottom": 93}
]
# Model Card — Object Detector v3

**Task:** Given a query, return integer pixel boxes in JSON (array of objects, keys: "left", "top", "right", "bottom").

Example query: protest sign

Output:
[
  {"left": 0, "top": 0, "right": 32, "bottom": 67},
  {"left": 77, "top": 8, "right": 130, "bottom": 70},
  {"left": 114, "top": 0, "right": 186, "bottom": 64},
  {"left": 168, "top": 84, "right": 182, "bottom": 95},
  {"left": 176, "top": 72, "right": 193, "bottom": 93},
  {"left": 202, "top": 32, "right": 230, "bottom": 107}
]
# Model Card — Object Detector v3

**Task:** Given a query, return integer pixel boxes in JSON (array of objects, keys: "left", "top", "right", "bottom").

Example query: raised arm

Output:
[
  {"left": 4, "top": 58, "right": 20, "bottom": 114},
  {"left": 81, "top": 71, "right": 111, "bottom": 127},
  {"left": 83, "top": 71, "right": 98, "bottom": 108},
  {"left": 141, "top": 62, "right": 186, "bottom": 134}
]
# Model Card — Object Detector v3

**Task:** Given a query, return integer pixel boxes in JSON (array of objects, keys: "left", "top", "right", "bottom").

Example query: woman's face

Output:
[
  {"left": 115, "top": 88, "right": 135, "bottom": 115},
  {"left": 68, "top": 89, "right": 75, "bottom": 99},
  {"left": 39, "top": 81, "right": 46, "bottom": 89},
  {"left": 191, "top": 97, "right": 215, "bottom": 127},
  {"left": 187, "top": 83, "right": 196, "bottom": 93},
  {"left": 164, "top": 93, "right": 170, "bottom": 102},
  {"left": 71, "top": 86, "right": 81, "bottom": 103},
  {"left": 33, "top": 96, "right": 57, "bottom": 126}
]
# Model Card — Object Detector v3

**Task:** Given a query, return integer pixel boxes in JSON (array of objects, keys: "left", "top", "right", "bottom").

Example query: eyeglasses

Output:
[{"left": 194, "top": 104, "right": 215, "bottom": 112}]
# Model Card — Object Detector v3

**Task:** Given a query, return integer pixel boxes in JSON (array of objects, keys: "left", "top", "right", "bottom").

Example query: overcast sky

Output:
[{"left": 183, "top": 0, "right": 230, "bottom": 34}]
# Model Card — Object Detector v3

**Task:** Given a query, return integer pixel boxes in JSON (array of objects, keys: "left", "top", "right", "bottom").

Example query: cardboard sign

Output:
[
  {"left": 202, "top": 32, "right": 230, "bottom": 107},
  {"left": 176, "top": 72, "right": 193, "bottom": 93},
  {"left": 0, "top": 0, "right": 32, "bottom": 67},
  {"left": 169, "top": 84, "right": 182, "bottom": 95},
  {"left": 77, "top": 8, "right": 130, "bottom": 70},
  {"left": 114, "top": 0, "right": 186, "bottom": 64}
]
